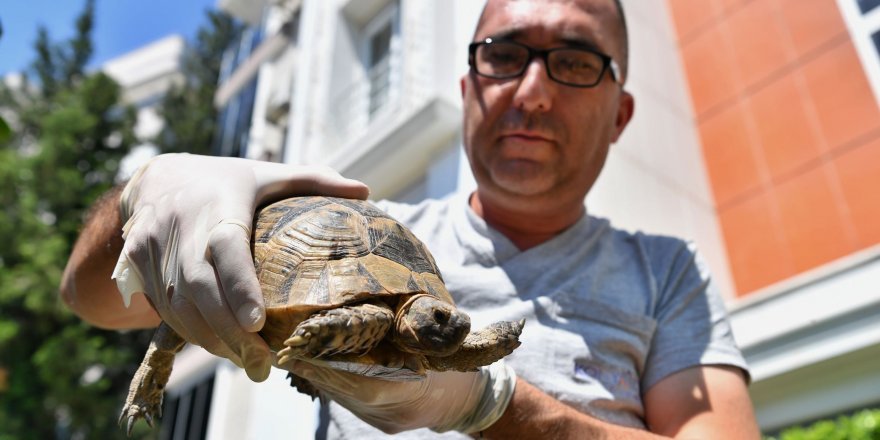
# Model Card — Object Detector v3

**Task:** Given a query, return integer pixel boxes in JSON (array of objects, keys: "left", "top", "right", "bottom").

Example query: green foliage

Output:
[
  {"left": 153, "top": 10, "right": 243, "bottom": 155},
  {"left": 0, "top": 3, "right": 243, "bottom": 438},
  {"left": 0, "top": 1, "right": 153, "bottom": 438},
  {"left": 0, "top": 116, "right": 10, "bottom": 143},
  {"left": 766, "top": 409, "right": 880, "bottom": 440}
]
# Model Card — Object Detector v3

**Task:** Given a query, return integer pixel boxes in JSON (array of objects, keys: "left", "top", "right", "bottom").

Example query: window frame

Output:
[
  {"left": 838, "top": 0, "right": 880, "bottom": 107},
  {"left": 360, "top": 1, "right": 401, "bottom": 122}
]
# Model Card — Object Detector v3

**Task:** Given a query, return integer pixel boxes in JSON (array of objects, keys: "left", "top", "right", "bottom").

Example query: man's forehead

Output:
[{"left": 476, "top": 0, "right": 619, "bottom": 50}]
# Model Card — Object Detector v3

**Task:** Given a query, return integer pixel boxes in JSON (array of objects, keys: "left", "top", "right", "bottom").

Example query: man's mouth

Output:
[{"left": 500, "top": 131, "right": 553, "bottom": 143}]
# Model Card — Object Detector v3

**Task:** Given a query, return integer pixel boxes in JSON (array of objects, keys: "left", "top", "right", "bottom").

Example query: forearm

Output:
[
  {"left": 60, "top": 184, "right": 160, "bottom": 329},
  {"left": 481, "top": 378, "right": 668, "bottom": 440}
]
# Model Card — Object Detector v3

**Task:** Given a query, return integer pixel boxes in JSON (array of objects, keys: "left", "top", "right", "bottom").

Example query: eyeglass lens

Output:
[{"left": 475, "top": 42, "right": 607, "bottom": 86}]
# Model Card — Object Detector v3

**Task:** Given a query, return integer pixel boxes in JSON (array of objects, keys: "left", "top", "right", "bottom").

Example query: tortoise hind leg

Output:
[
  {"left": 277, "top": 302, "right": 393, "bottom": 363},
  {"left": 424, "top": 319, "right": 524, "bottom": 372},
  {"left": 119, "top": 322, "right": 185, "bottom": 436}
]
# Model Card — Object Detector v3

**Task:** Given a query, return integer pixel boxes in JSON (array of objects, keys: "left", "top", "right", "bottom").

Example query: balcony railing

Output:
[{"left": 327, "top": 57, "right": 395, "bottom": 148}]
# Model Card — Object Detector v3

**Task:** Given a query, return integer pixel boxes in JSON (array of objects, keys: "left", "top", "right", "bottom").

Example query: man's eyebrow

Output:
[
  {"left": 560, "top": 37, "right": 602, "bottom": 52},
  {"left": 482, "top": 29, "right": 603, "bottom": 52}
]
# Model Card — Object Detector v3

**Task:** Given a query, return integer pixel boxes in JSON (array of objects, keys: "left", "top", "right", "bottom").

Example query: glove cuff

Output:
[
  {"left": 119, "top": 153, "right": 165, "bottom": 223},
  {"left": 435, "top": 361, "right": 518, "bottom": 434}
]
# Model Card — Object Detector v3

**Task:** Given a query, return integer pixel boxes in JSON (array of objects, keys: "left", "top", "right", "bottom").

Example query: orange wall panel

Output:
[
  {"left": 802, "top": 41, "right": 880, "bottom": 151},
  {"left": 778, "top": 0, "right": 848, "bottom": 58},
  {"left": 669, "top": 0, "right": 880, "bottom": 295},
  {"left": 700, "top": 102, "right": 764, "bottom": 206},
  {"left": 668, "top": 0, "right": 719, "bottom": 41},
  {"left": 775, "top": 164, "right": 857, "bottom": 273},
  {"left": 719, "top": 190, "right": 794, "bottom": 294},
  {"left": 681, "top": 24, "right": 740, "bottom": 116},
  {"left": 726, "top": 1, "right": 795, "bottom": 90},
  {"left": 747, "top": 72, "right": 824, "bottom": 181}
]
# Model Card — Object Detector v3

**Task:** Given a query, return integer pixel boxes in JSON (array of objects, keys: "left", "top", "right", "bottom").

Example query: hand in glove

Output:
[
  {"left": 290, "top": 360, "right": 517, "bottom": 435},
  {"left": 112, "top": 153, "right": 369, "bottom": 382}
]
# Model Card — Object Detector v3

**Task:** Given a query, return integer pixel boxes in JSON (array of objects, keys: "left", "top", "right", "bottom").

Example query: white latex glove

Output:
[
  {"left": 111, "top": 153, "right": 369, "bottom": 382},
  {"left": 290, "top": 360, "right": 517, "bottom": 435}
]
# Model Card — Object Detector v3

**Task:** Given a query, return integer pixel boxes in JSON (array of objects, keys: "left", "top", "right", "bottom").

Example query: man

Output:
[{"left": 61, "top": 0, "right": 761, "bottom": 438}]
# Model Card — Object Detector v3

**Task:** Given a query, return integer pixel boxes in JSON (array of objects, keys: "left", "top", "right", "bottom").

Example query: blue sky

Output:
[{"left": 0, "top": 0, "right": 219, "bottom": 76}]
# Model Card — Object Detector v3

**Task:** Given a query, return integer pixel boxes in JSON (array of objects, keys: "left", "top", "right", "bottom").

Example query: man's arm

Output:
[
  {"left": 61, "top": 154, "right": 370, "bottom": 381},
  {"left": 481, "top": 366, "right": 759, "bottom": 440},
  {"left": 644, "top": 365, "right": 759, "bottom": 439},
  {"left": 60, "top": 185, "right": 160, "bottom": 329}
]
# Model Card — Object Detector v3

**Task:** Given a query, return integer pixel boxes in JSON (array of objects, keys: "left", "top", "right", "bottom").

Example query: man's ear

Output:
[
  {"left": 460, "top": 74, "right": 467, "bottom": 98},
  {"left": 611, "top": 90, "right": 635, "bottom": 143}
]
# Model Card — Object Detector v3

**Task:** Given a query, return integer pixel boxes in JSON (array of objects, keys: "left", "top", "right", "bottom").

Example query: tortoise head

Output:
[{"left": 392, "top": 294, "right": 471, "bottom": 357}]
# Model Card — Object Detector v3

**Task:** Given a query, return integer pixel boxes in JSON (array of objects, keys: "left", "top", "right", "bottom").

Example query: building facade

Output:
[
  {"left": 101, "top": 35, "right": 188, "bottom": 180},
  {"left": 163, "top": 0, "right": 880, "bottom": 437}
]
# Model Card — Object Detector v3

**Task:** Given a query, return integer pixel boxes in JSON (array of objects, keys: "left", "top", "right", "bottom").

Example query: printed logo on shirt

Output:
[{"left": 573, "top": 359, "right": 641, "bottom": 402}]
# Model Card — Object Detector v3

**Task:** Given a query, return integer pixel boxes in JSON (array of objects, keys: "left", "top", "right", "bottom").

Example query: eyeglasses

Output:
[{"left": 468, "top": 38, "right": 620, "bottom": 88}]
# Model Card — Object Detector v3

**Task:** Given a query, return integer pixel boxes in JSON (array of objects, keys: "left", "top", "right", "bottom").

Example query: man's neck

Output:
[{"left": 469, "top": 191, "right": 586, "bottom": 251}]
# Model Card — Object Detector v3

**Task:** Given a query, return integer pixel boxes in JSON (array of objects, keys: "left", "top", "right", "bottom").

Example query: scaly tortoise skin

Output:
[{"left": 119, "top": 196, "right": 524, "bottom": 434}]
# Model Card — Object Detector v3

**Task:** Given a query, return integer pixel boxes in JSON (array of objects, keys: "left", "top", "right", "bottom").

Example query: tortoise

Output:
[{"left": 119, "top": 196, "right": 524, "bottom": 434}]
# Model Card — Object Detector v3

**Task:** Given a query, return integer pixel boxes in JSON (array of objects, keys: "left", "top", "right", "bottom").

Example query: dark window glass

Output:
[
  {"left": 858, "top": 0, "right": 880, "bottom": 14},
  {"left": 159, "top": 374, "right": 215, "bottom": 440},
  {"left": 368, "top": 22, "right": 393, "bottom": 118},
  {"left": 873, "top": 29, "right": 880, "bottom": 58}
]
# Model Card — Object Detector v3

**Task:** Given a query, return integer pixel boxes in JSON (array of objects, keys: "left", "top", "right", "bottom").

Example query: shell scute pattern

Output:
[{"left": 255, "top": 197, "right": 445, "bottom": 311}]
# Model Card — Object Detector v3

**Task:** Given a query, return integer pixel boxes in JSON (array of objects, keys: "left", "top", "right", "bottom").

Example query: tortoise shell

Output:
[{"left": 253, "top": 196, "right": 454, "bottom": 351}]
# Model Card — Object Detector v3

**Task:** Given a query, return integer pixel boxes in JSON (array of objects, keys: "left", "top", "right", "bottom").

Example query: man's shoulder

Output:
[
  {"left": 589, "top": 216, "right": 699, "bottom": 278},
  {"left": 594, "top": 216, "right": 691, "bottom": 255}
]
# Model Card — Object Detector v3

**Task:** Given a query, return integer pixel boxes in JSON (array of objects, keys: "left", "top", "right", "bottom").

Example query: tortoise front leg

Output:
[
  {"left": 277, "top": 302, "right": 394, "bottom": 363},
  {"left": 424, "top": 319, "right": 524, "bottom": 372},
  {"left": 119, "top": 322, "right": 185, "bottom": 436}
]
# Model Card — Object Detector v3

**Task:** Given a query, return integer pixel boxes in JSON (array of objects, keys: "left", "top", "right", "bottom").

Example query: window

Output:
[
  {"left": 368, "top": 21, "right": 393, "bottom": 118},
  {"left": 873, "top": 29, "right": 880, "bottom": 56},
  {"left": 858, "top": 0, "right": 880, "bottom": 13},
  {"left": 159, "top": 374, "right": 215, "bottom": 440},
  {"left": 837, "top": 0, "right": 880, "bottom": 105},
  {"left": 362, "top": 2, "right": 399, "bottom": 122},
  {"left": 328, "top": 0, "right": 401, "bottom": 145},
  {"left": 213, "top": 27, "right": 262, "bottom": 158}
]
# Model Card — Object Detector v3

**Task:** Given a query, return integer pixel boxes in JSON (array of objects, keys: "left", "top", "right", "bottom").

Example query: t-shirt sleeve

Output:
[{"left": 641, "top": 239, "right": 749, "bottom": 391}]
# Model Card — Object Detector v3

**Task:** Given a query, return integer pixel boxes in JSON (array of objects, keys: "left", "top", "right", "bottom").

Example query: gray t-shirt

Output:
[{"left": 322, "top": 193, "right": 748, "bottom": 439}]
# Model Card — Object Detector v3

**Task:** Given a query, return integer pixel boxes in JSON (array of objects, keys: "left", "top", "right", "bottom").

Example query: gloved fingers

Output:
[
  {"left": 256, "top": 164, "right": 370, "bottom": 202},
  {"left": 304, "top": 166, "right": 371, "bottom": 200},
  {"left": 115, "top": 207, "right": 178, "bottom": 319},
  {"left": 292, "top": 359, "right": 424, "bottom": 406},
  {"left": 290, "top": 360, "right": 442, "bottom": 433},
  {"left": 178, "top": 261, "right": 271, "bottom": 382},
  {"left": 206, "top": 220, "right": 265, "bottom": 332},
  {"left": 166, "top": 291, "right": 244, "bottom": 369}
]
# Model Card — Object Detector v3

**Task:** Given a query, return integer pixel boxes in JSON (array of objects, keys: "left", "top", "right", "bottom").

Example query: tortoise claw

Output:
[
  {"left": 284, "top": 334, "right": 309, "bottom": 347},
  {"left": 119, "top": 400, "right": 162, "bottom": 437},
  {"left": 277, "top": 346, "right": 298, "bottom": 366}
]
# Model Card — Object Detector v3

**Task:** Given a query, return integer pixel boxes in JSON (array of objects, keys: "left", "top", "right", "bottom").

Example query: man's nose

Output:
[{"left": 512, "top": 58, "right": 553, "bottom": 113}]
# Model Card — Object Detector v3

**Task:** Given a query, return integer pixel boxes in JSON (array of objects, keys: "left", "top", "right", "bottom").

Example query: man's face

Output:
[{"left": 461, "top": 0, "right": 633, "bottom": 213}]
